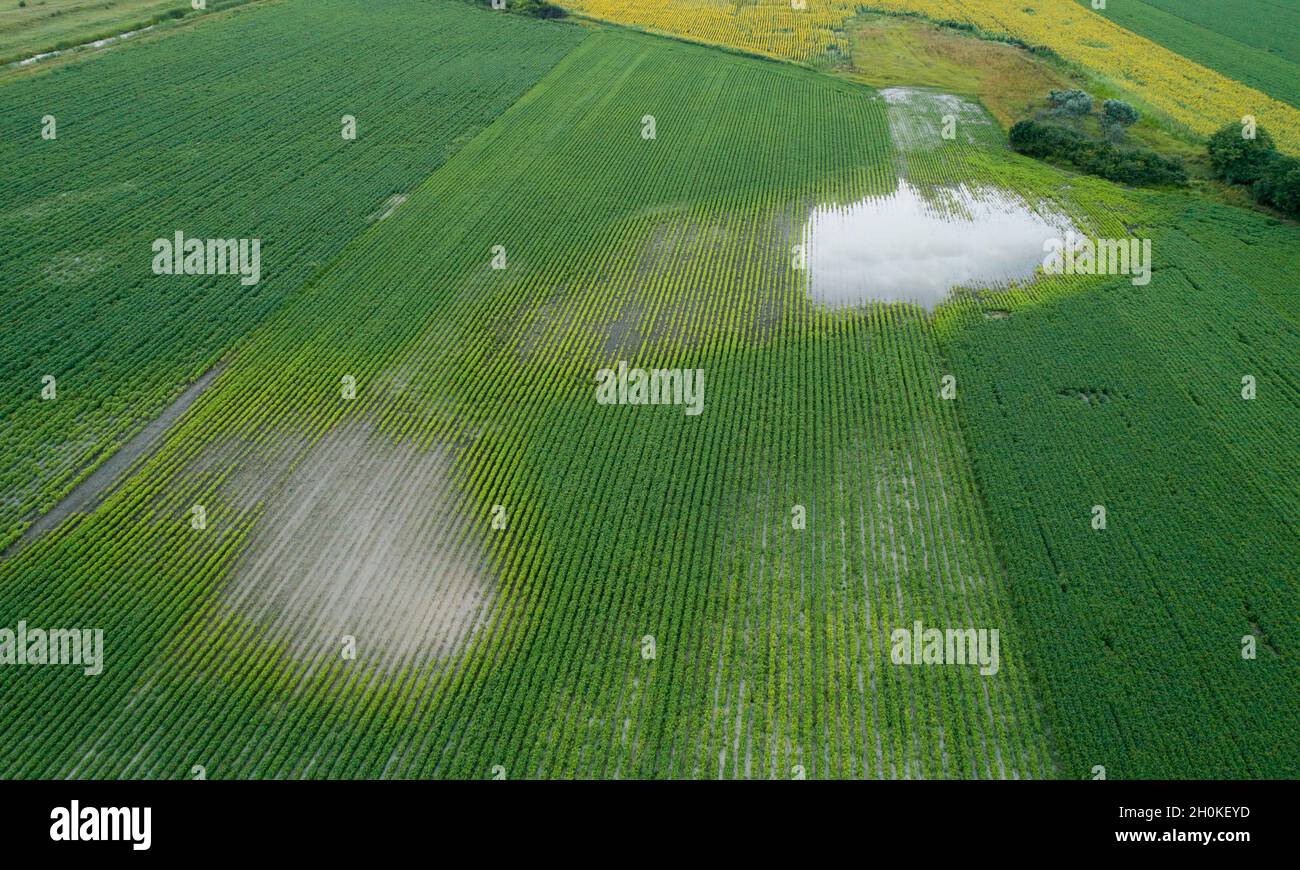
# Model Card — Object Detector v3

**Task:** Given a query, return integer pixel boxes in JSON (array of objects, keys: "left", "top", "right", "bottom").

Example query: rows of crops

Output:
[
  {"left": 1081, "top": 0, "right": 1300, "bottom": 69},
  {"left": 558, "top": 0, "right": 851, "bottom": 61},
  {"left": 557, "top": 0, "right": 1300, "bottom": 151},
  {"left": 3, "top": 0, "right": 1294, "bottom": 780},
  {"left": 0, "top": 24, "right": 1072, "bottom": 778},
  {"left": 934, "top": 196, "right": 1300, "bottom": 777},
  {"left": 1071, "top": 0, "right": 1300, "bottom": 108},
  {"left": 0, "top": 0, "right": 585, "bottom": 549}
]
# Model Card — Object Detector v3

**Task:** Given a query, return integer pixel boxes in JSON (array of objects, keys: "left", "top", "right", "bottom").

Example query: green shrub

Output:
[
  {"left": 1102, "top": 99, "right": 1140, "bottom": 128},
  {"left": 1010, "top": 119, "right": 1186, "bottom": 186},
  {"left": 1205, "top": 122, "right": 1299, "bottom": 217},
  {"left": 1207, "top": 122, "right": 1277, "bottom": 185},
  {"left": 1048, "top": 88, "right": 1093, "bottom": 116},
  {"left": 1251, "top": 154, "right": 1300, "bottom": 216}
]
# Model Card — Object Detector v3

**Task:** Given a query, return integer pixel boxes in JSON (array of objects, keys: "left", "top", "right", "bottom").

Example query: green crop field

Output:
[
  {"left": 0, "top": 25, "right": 1061, "bottom": 779},
  {"left": 0, "top": 0, "right": 1295, "bottom": 787},
  {"left": 0, "top": 0, "right": 583, "bottom": 549},
  {"left": 1076, "top": 0, "right": 1300, "bottom": 108},
  {"left": 938, "top": 199, "right": 1300, "bottom": 778}
]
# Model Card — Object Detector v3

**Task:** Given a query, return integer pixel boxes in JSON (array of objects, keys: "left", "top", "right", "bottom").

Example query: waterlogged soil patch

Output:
[
  {"left": 849, "top": 17, "right": 1072, "bottom": 128},
  {"left": 368, "top": 193, "right": 408, "bottom": 223},
  {"left": 881, "top": 87, "right": 993, "bottom": 150},
  {"left": 1057, "top": 387, "right": 1115, "bottom": 405},
  {"left": 221, "top": 423, "right": 495, "bottom": 673},
  {"left": 13, "top": 181, "right": 139, "bottom": 222},
  {"left": 47, "top": 249, "right": 108, "bottom": 285},
  {"left": 801, "top": 180, "right": 1076, "bottom": 310},
  {"left": 513, "top": 205, "right": 794, "bottom": 364}
]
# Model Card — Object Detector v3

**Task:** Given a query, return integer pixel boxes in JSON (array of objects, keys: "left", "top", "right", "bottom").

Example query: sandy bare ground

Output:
[{"left": 219, "top": 422, "right": 494, "bottom": 674}]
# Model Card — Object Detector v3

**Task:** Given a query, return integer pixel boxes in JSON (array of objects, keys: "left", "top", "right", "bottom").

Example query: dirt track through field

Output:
[{"left": 3, "top": 362, "right": 227, "bottom": 558}]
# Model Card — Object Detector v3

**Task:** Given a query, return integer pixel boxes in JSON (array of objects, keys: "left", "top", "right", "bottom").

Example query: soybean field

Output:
[{"left": 0, "top": 0, "right": 1295, "bottom": 782}]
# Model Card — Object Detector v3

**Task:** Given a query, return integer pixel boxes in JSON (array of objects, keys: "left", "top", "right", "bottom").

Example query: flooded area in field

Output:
[
  {"left": 801, "top": 180, "right": 1076, "bottom": 310},
  {"left": 880, "top": 87, "right": 995, "bottom": 149}
]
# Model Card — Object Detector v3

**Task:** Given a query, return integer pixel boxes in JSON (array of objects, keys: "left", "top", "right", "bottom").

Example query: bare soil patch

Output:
[{"left": 220, "top": 422, "right": 494, "bottom": 673}]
